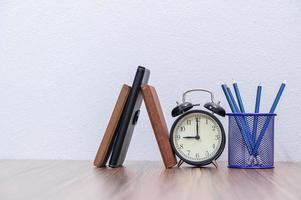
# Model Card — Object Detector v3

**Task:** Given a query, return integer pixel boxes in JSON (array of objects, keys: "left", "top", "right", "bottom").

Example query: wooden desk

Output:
[{"left": 0, "top": 160, "right": 300, "bottom": 200}]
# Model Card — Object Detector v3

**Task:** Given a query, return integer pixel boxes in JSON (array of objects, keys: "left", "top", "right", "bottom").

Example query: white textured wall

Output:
[{"left": 1, "top": 0, "right": 301, "bottom": 161}]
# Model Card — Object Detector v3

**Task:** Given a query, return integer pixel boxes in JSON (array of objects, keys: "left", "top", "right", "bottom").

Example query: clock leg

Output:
[
  {"left": 212, "top": 160, "right": 218, "bottom": 168},
  {"left": 177, "top": 160, "right": 184, "bottom": 168}
]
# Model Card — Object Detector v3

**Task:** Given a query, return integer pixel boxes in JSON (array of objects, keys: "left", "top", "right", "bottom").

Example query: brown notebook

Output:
[
  {"left": 94, "top": 84, "right": 131, "bottom": 167},
  {"left": 141, "top": 85, "right": 177, "bottom": 169}
]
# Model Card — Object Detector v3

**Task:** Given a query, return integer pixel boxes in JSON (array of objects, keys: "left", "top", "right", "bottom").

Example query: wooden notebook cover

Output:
[
  {"left": 141, "top": 85, "right": 177, "bottom": 169},
  {"left": 94, "top": 84, "right": 131, "bottom": 167}
]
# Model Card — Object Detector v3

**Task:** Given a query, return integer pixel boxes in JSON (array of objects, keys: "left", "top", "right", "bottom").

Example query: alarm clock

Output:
[{"left": 170, "top": 89, "right": 226, "bottom": 167}]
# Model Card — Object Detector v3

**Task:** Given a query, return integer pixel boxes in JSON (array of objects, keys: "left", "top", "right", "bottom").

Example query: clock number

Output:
[
  {"left": 212, "top": 125, "right": 217, "bottom": 131},
  {"left": 206, "top": 119, "right": 208, "bottom": 124},
  {"left": 180, "top": 126, "right": 185, "bottom": 132},
  {"left": 179, "top": 144, "right": 183, "bottom": 148},
  {"left": 187, "top": 120, "right": 191, "bottom": 125},
  {"left": 205, "top": 151, "right": 209, "bottom": 157},
  {"left": 212, "top": 144, "right": 216, "bottom": 149},
  {"left": 195, "top": 153, "right": 200, "bottom": 158},
  {"left": 187, "top": 150, "right": 191, "bottom": 155},
  {"left": 215, "top": 135, "right": 221, "bottom": 140},
  {"left": 176, "top": 135, "right": 181, "bottom": 140}
]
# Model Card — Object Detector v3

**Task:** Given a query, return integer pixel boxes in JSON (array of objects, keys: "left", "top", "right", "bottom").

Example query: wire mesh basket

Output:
[{"left": 227, "top": 113, "right": 276, "bottom": 169}]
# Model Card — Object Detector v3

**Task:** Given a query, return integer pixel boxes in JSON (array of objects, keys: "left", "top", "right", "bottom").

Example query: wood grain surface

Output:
[
  {"left": 94, "top": 84, "right": 131, "bottom": 167},
  {"left": 1, "top": 160, "right": 301, "bottom": 200},
  {"left": 141, "top": 85, "right": 177, "bottom": 168}
]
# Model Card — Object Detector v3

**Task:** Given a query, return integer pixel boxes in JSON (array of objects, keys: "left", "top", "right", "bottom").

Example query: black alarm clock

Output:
[{"left": 170, "top": 89, "right": 226, "bottom": 167}]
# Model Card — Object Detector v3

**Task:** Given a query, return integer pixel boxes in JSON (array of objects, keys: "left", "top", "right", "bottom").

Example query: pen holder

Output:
[{"left": 227, "top": 113, "right": 276, "bottom": 169}]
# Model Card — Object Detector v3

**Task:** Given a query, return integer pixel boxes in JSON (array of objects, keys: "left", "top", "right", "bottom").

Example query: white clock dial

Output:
[{"left": 172, "top": 112, "right": 223, "bottom": 163}]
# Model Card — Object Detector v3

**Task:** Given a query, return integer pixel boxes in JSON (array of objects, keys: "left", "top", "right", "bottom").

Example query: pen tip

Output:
[
  {"left": 282, "top": 80, "right": 287, "bottom": 84},
  {"left": 259, "top": 82, "right": 262, "bottom": 86},
  {"left": 232, "top": 80, "right": 237, "bottom": 84}
]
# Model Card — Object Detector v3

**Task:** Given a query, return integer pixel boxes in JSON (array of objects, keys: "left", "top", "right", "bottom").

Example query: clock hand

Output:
[
  {"left": 196, "top": 117, "right": 200, "bottom": 140},
  {"left": 183, "top": 136, "right": 197, "bottom": 139}
]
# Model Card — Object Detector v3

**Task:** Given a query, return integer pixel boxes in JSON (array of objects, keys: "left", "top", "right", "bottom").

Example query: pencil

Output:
[
  {"left": 227, "top": 87, "right": 253, "bottom": 148},
  {"left": 233, "top": 81, "right": 246, "bottom": 113},
  {"left": 221, "top": 84, "right": 236, "bottom": 112},
  {"left": 252, "top": 81, "right": 286, "bottom": 155},
  {"left": 252, "top": 84, "right": 262, "bottom": 144},
  {"left": 221, "top": 84, "right": 253, "bottom": 154},
  {"left": 226, "top": 87, "right": 240, "bottom": 113},
  {"left": 269, "top": 81, "right": 286, "bottom": 113}
]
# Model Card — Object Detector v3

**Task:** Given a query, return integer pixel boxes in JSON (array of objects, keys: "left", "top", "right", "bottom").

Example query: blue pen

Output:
[
  {"left": 252, "top": 81, "right": 286, "bottom": 155},
  {"left": 222, "top": 85, "right": 253, "bottom": 154},
  {"left": 252, "top": 84, "right": 262, "bottom": 144},
  {"left": 233, "top": 81, "right": 246, "bottom": 113}
]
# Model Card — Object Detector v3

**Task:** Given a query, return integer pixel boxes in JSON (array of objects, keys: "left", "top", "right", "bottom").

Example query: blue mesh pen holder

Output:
[{"left": 227, "top": 113, "right": 276, "bottom": 169}]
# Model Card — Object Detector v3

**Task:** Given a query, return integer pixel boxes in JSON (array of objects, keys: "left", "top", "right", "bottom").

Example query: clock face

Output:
[{"left": 170, "top": 110, "right": 225, "bottom": 166}]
